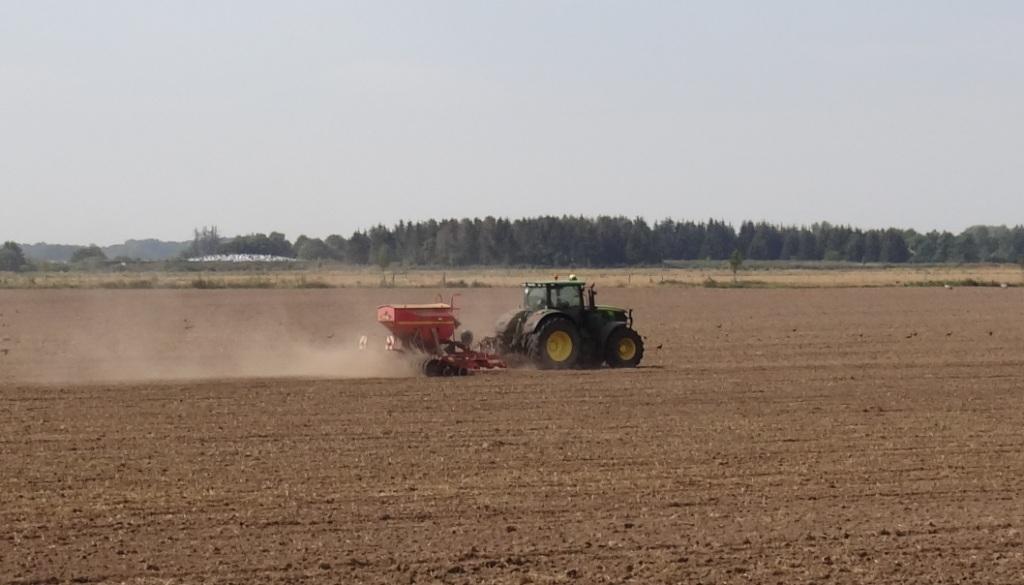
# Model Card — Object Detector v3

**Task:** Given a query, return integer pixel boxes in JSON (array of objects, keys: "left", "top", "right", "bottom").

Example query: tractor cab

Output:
[{"left": 522, "top": 278, "right": 595, "bottom": 312}]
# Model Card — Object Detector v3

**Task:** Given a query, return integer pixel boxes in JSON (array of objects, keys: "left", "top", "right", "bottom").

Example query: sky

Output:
[{"left": 1, "top": 1, "right": 1022, "bottom": 245}]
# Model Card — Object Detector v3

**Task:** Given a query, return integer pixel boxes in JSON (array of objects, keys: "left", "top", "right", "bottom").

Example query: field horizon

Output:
[{"left": 1, "top": 262, "right": 1022, "bottom": 291}]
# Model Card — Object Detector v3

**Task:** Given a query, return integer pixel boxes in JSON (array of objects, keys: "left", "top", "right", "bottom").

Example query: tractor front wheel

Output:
[
  {"left": 605, "top": 327, "right": 644, "bottom": 368},
  {"left": 528, "top": 317, "right": 581, "bottom": 369}
]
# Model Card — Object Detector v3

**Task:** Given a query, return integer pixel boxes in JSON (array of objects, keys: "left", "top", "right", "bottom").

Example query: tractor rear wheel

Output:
[
  {"left": 605, "top": 327, "right": 644, "bottom": 368},
  {"left": 528, "top": 317, "right": 581, "bottom": 369}
]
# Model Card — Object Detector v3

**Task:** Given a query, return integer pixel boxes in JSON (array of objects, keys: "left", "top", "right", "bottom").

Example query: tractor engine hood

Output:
[
  {"left": 594, "top": 305, "right": 631, "bottom": 325},
  {"left": 494, "top": 309, "right": 528, "bottom": 336}
]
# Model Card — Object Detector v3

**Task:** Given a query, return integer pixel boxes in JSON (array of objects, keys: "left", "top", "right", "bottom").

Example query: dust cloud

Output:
[{"left": 0, "top": 289, "right": 425, "bottom": 384}]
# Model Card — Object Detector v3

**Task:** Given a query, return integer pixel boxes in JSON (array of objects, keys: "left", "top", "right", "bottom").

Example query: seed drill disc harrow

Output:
[{"left": 368, "top": 298, "right": 506, "bottom": 377}]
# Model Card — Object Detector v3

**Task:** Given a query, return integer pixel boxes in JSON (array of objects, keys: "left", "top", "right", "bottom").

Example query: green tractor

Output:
[{"left": 489, "top": 278, "right": 644, "bottom": 369}]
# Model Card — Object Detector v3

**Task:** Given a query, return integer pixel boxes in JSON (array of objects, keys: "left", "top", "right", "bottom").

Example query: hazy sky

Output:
[{"left": 2, "top": 1, "right": 1022, "bottom": 244}]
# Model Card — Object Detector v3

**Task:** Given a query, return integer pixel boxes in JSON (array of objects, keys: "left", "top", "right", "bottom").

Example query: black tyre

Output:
[
  {"left": 422, "top": 359, "right": 442, "bottom": 377},
  {"left": 527, "top": 317, "right": 582, "bottom": 369},
  {"left": 605, "top": 327, "right": 644, "bottom": 368}
]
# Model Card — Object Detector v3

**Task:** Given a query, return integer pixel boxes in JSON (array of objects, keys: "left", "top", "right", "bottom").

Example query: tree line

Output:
[
  {"left": 4, "top": 219, "right": 1023, "bottom": 273},
  {"left": 0, "top": 241, "right": 109, "bottom": 271},
  {"left": 185, "top": 217, "right": 1024, "bottom": 267}
]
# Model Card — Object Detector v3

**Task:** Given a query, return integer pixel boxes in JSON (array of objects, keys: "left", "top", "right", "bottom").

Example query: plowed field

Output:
[{"left": 2, "top": 288, "right": 1023, "bottom": 584}]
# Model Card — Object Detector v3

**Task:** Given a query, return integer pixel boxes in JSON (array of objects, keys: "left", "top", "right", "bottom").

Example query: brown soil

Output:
[{"left": 2, "top": 288, "right": 1023, "bottom": 584}]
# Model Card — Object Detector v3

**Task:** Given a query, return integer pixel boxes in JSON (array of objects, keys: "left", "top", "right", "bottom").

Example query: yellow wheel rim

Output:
[
  {"left": 616, "top": 338, "right": 637, "bottom": 361},
  {"left": 546, "top": 330, "right": 573, "bottom": 362}
]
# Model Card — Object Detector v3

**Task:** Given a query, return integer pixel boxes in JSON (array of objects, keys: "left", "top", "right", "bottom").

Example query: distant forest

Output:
[
  {"left": 185, "top": 217, "right": 1024, "bottom": 267},
  {"left": 20, "top": 239, "right": 189, "bottom": 263}
]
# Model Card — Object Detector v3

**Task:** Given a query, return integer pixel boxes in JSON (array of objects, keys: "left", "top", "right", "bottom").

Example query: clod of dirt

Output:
[
  {"left": 347, "top": 558, "right": 370, "bottom": 567},
  {"left": 318, "top": 561, "right": 332, "bottom": 570}
]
